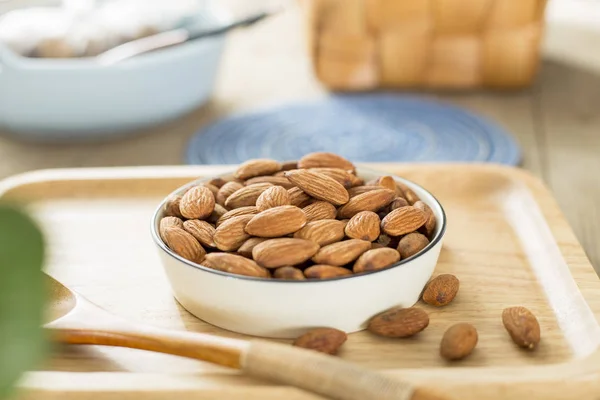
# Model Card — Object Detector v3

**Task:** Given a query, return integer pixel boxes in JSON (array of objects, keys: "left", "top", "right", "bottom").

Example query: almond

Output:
[
  {"left": 309, "top": 168, "right": 361, "bottom": 189},
  {"left": 159, "top": 216, "right": 183, "bottom": 241},
  {"left": 397, "top": 232, "right": 430, "bottom": 259},
  {"left": 207, "top": 203, "right": 228, "bottom": 224},
  {"left": 245, "top": 205, "right": 307, "bottom": 237},
  {"left": 312, "top": 239, "right": 371, "bottom": 266},
  {"left": 368, "top": 176, "right": 397, "bottom": 192},
  {"left": 162, "top": 226, "right": 205, "bottom": 263},
  {"left": 302, "top": 201, "right": 337, "bottom": 222},
  {"left": 179, "top": 186, "right": 215, "bottom": 220},
  {"left": 368, "top": 307, "right": 429, "bottom": 337},
  {"left": 225, "top": 183, "right": 273, "bottom": 209},
  {"left": 293, "top": 328, "right": 347, "bottom": 354},
  {"left": 440, "top": 323, "right": 478, "bottom": 361},
  {"left": 216, "top": 181, "right": 244, "bottom": 206},
  {"left": 203, "top": 253, "right": 269, "bottom": 278},
  {"left": 298, "top": 152, "right": 355, "bottom": 172},
  {"left": 381, "top": 206, "right": 426, "bottom": 236},
  {"left": 376, "top": 233, "right": 401, "bottom": 249},
  {"left": 237, "top": 237, "right": 268, "bottom": 258},
  {"left": 281, "top": 161, "right": 298, "bottom": 171},
  {"left": 396, "top": 182, "right": 420, "bottom": 204},
  {"left": 502, "top": 307, "right": 540, "bottom": 349},
  {"left": 235, "top": 158, "right": 282, "bottom": 180},
  {"left": 414, "top": 200, "right": 437, "bottom": 238},
  {"left": 256, "top": 186, "right": 290, "bottom": 211},
  {"left": 337, "top": 189, "right": 395, "bottom": 219},
  {"left": 304, "top": 265, "right": 352, "bottom": 279},
  {"left": 293, "top": 219, "right": 345, "bottom": 246},
  {"left": 422, "top": 274, "right": 459, "bottom": 307},
  {"left": 202, "top": 183, "right": 220, "bottom": 198},
  {"left": 216, "top": 206, "right": 258, "bottom": 227},
  {"left": 208, "top": 177, "right": 228, "bottom": 188},
  {"left": 213, "top": 215, "right": 253, "bottom": 251},
  {"left": 163, "top": 194, "right": 184, "bottom": 218},
  {"left": 273, "top": 266, "right": 306, "bottom": 280},
  {"left": 245, "top": 175, "right": 294, "bottom": 189},
  {"left": 183, "top": 220, "right": 216, "bottom": 248},
  {"left": 347, "top": 185, "right": 380, "bottom": 198},
  {"left": 344, "top": 211, "right": 380, "bottom": 241},
  {"left": 371, "top": 242, "right": 386, "bottom": 250},
  {"left": 285, "top": 170, "right": 349, "bottom": 205},
  {"left": 252, "top": 238, "right": 320, "bottom": 268},
  {"left": 288, "top": 187, "right": 313, "bottom": 208},
  {"left": 353, "top": 248, "right": 400, "bottom": 273},
  {"left": 389, "top": 197, "right": 409, "bottom": 211}
]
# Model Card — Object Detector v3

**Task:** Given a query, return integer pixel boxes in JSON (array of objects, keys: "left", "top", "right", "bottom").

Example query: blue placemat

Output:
[{"left": 186, "top": 94, "right": 521, "bottom": 165}]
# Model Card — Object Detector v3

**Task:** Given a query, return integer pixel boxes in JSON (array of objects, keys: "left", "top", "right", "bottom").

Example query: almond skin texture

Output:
[
  {"left": 347, "top": 185, "right": 380, "bottom": 198},
  {"left": 207, "top": 203, "right": 228, "bottom": 224},
  {"left": 302, "top": 201, "right": 337, "bottom": 222},
  {"left": 304, "top": 265, "right": 352, "bottom": 279},
  {"left": 397, "top": 232, "right": 430, "bottom": 259},
  {"left": 183, "top": 220, "right": 216, "bottom": 248},
  {"left": 164, "top": 194, "right": 184, "bottom": 218},
  {"left": 422, "top": 274, "right": 460, "bottom": 307},
  {"left": 312, "top": 239, "right": 371, "bottom": 266},
  {"left": 235, "top": 158, "right": 282, "bottom": 180},
  {"left": 440, "top": 323, "right": 478, "bottom": 361},
  {"left": 414, "top": 200, "right": 437, "bottom": 238},
  {"left": 213, "top": 215, "right": 253, "bottom": 251},
  {"left": 293, "top": 219, "right": 345, "bottom": 246},
  {"left": 285, "top": 170, "right": 349, "bottom": 206},
  {"left": 216, "top": 206, "right": 258, "bottom": 227},
  {"left": 368, "top": 307, "right": 429, "bottom": 338},
  {"left": 216, "top": 181, "right": 244, "bottom": 206},
  {"left": 502, "top": 307, "right": 541, "bottom": 349},
  {"left": 353, "top": 248, "right": 400, "bottom": 273},
  {"left": 309, "top": 168, "right": 360, "bottom": 189},
  {"left": 162, "top": 227, "right": 205, "bottom": 263},
  {"left": 293, "top": 328, "right": 347, "bottom": 354},
  {"left": 288, "top": 187, "right": 313, "bottom": 208},
  {"left": 245, "top": 205, "right": 307, "bottom": 237},
  {"left": 256, "top": 186, "right": 290, "bottom": 211},
  {"left": 345, "top": 211, "right": 380, "bottom": 241},
  {"left": 225, "top": 183, "right": 273, "bottom": 209},
  {"left": 337, "top": 189, "right": 396, "bottom": 219},
  {"left": 273, "top": 266, "right": 306, "bottom": 280},
  {"left": 253, "top": 238, "right": 320, "bottom": 268},
  {"left": 381, "top": 206, "right": 427, "bottom": 236},
  {"left": 237, "top": 237, "right": 268, "bottom": 258},
  {"left": 159, "top": 216, "right": 183, "bottom": 241},
  {"left": 298, "top": 152, "right": 355, "bottom": 172},
  {"left": 180, "top": 186, "right": 215, "bottom": 220},
  {"left": 245, "top": 176, "right": 294, "bottom": 189},
  {"left": 203, "top": 253, "right": 269, "bottom": 278}
]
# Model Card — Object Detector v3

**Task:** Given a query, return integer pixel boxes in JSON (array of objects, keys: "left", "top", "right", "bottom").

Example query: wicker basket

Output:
[{"left": 300, "top": 0, "right": 548, "bottom": 90}]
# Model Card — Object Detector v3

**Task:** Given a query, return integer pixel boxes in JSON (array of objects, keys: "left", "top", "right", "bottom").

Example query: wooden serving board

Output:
[{"left": 2, "top": 164, "right": 600, "bottom": 400}]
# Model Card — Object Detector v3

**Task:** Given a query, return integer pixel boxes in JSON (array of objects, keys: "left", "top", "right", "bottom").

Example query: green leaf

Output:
[{"left": 0, "top": 205, "right": 46, "bottom": 399}]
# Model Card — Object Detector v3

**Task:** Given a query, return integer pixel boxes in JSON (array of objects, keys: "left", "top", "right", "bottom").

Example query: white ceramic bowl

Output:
[
  {"left": 151, "top": 168, "right": 447, "bottom": 339},
  {"left": 0, "top": 5, "right": 229, "bottom": 141}
]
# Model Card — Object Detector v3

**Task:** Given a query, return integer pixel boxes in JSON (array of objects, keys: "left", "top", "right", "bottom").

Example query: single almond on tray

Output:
[
  {"left": 368, "top": 307, "right": 429, "bottom": 338},
  {"left": 395, "top": 181, "right": 420, "bottom": 204},
  {"left": 207, "top": 203, "right": 228, "bottom": 224},
  {"left": 245, "top": 175, "right": 294, "bottom": 189},
  {"left": 203, "top": 253, "right": 269, "bottom": 278},
  {"left": 381, "top": 206, "right": 426, "bottom": 236},
  {"left": 397, "top": 232, "right": 429, "bottom": 259},
  {"left": 304, "top": 265, "right": 352, "bottom": 279},
  {"left": 293, "top": 219, "right": 345, "bottom": 246},
  {"left": 213, "top": 215, "right": 253, "bottom": 251},
  {"left": 353, "top": 247, "right": 400, "bottom": 273},
  {"left": 179, "top": 186, "right": 215, "bottom": 220},
  {"left": 288, "top": 187, "right": 312, "bottom": 208},
  {"left": 285, "top": 170, "right": 349, "bottom": 205},
  {"left": 235, "top": 158, "right": 282, "bottom": 180},
  {"left": 162, "top": 226, "right": 206, "bottom": 263},
  {"left": 298, "top": 152, "right": 355, "bottom": 172},
  {"left": 216, "top": 206, "right": 258, "bottom": 227},
  {"left": 302, "top": 201, "right": 337, "bottom": 222},
  {"left": 216, "top": 181, "right": 244, "bottom": 206},
  {"left": 309, "top": 168, "right": 360, "bottom": 189},
  {"left": 225, "top": 183, "right": 273, "bottom": 209},
  {"left": 273, "top": 266, "right": 306, "bottom": 280},
  {"left": 252, "top": 238, "right": 320, "bottom": 268},
  {"left": 293, "top": 328, "right": 348, "bottom": 354},
  {"left": 440, "top": 323, "right": 478, "bottom": 361},
  {"left": 183, "top": 220, "right": 216, "bottom": 248},
  {"left": 347, "top": 185, "right": 380, "bottom": 198},
  {"left": 159, "top": 216, "right": 183, "bottom": 241},
  {"left": 163, "top": 194, "right": 184, "bottom": 218},
  {"left": 237, "top": 237, "right": 268, "bottom": 258},
  {"left": 256, "top": 186, "right": 290, "bottom": 211},
  {"left": 245, "top": 205, "right": 307, "bottom": 237},
  {"left": 502, "top": 306, "right": 540, "bottom": 349},
  {"left": 414, "top": 200, "right": 436, "bottom": 238},
  {"left": 345, "top": 211, "right": 380, "bottom": 241},
  {"left": 337, "top": 189, "right": 396, "bottom": 219},
  {"left": 312, "top": 239, "right": 371, "bottom": 266},
  {"left": 422, "top": 274, "right": 459, "bottom": 307}
]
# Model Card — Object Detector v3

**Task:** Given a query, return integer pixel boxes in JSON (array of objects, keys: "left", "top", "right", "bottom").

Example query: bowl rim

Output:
[{"left": 150, "top": 166, "right": 447, "bottom": 284}]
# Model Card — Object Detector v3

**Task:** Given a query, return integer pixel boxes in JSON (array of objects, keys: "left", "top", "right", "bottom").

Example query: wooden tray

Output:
[{"left": 2, "top": 164, "right": 600, "bottom": 400}]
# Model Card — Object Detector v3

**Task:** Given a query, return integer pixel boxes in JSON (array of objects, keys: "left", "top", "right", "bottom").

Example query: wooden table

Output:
[{"left": 0, "top": 2, "right": 598, "bottom": 273}]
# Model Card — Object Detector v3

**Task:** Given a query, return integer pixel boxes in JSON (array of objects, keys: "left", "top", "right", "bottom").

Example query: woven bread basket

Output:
[{"left": 299, "top": 0, "right": 548, "bottom": 90}]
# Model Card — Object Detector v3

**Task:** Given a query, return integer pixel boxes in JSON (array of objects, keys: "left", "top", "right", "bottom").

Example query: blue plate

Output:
[{"left": 186, "top": 94, "right": 521, "bottom": 165}]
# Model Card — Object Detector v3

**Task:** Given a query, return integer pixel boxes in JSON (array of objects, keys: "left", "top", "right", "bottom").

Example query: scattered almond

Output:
[
  {"left": 298, "top": 152, "right": 355, "bottom": 172},
  {"left": 368, "top": 307, "right": 429, "bottom": 338},
  {"left": 422, "top": 274, "right": 460, "bottom": 307},
  {"left": 303, "top": 201, "right": 337, "bottom": 222},
  {"left": 235, "top": 159, "right": 282, "bottom": 180},
  {"left": 353, "top": 248, "right": 400, "bottom": 273},
  {"left": 256, "top": 186, "right": 290, "bottom": 211},
  {"left": 440, "top": 323, "right": 478, "bottom": 361},
  {"left": 381, "top": 206, "right": 426, "bottom": 236},
  {"left": 237, "top": 237, "right": 268, "bottom": 258},
  {"left": 213, "top": 215, "right": 253, "bottom": 251},
  {"left": 337, "top": 189, "right": 395, "bottom": 219},
  {"left": 304, "top": 265, "right": 352, "bottom": 279},
  {"left": 293, "top": 328, "right": 347, "bottom": 354},
  {"left": 245, "top": 205, "right": 307, "bottom": 237},
  {"left": 203, "top": 253, "right": 269, "bottom": 278},
  {"left": 273, "top": 266, "right": 306, "bottom": 280},
  {"left": 225, "top": 183, "right": 273, "bottom": 209},
  {"left": 288, "top": 187, "right": 313, "bottom": 208},
  {"left": 245, "top": 175, "right": 294, "bottom": 189},
  {"left": 293, "top": 219, "right": 345, "bottom": 246},
  {"left": 285, "top": 170, "right": 349, "bottom": 206},
  {"left": 162, "top": 227, "right": 206, "bottom": 263},
  {"left": 216, "top": 181, "right": 244, "bottom": 206},
  {"left": 502, "top": 306, "right": 540, "bottom": 349},
  {"left": 252, "top": 238, "right": 320, "bottom": 268},
  {"left": 312, "top": 239, "right": 371, "bottom": 266},
  {"left": 397, "top": 232, "right": 430, "bottom": 259},
  {"left": 345, "top": 211, "right": 380, "bottom": 241}
]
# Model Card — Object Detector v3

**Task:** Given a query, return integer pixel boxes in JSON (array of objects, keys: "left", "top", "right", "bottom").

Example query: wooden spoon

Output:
[{"left": 44, "top": 274, "right": 448, "bottom": 400}]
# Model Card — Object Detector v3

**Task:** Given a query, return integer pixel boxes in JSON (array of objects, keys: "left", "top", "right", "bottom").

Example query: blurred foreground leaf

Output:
[{"left": 0, "top": 205, "right": 46, "bottom": 399}]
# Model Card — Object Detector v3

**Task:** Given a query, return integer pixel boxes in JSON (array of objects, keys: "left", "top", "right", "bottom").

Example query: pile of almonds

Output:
[{"left": 159, "top": 152, "right": 438, "bottom": 280}]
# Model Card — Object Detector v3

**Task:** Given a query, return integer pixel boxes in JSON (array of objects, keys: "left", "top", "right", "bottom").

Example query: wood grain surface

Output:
[{"left": 0, "top": 163, "right": 599, "bottom": 399}]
